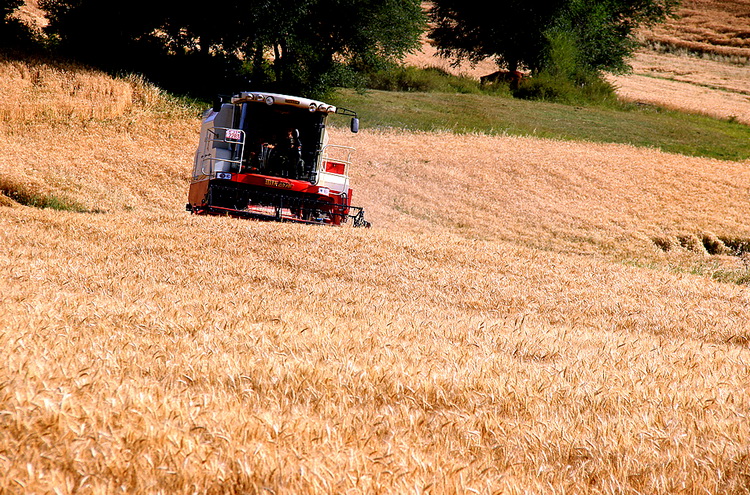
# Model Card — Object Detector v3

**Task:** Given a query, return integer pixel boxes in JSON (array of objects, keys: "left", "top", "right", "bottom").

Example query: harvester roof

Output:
[{"left": 231, "top": 92, "right": 337, "bottom": 114}]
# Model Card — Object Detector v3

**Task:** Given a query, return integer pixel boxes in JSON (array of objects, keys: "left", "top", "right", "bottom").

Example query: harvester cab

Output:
[{"left": 187, "top": 91, "right": 369, "bottom": 227}]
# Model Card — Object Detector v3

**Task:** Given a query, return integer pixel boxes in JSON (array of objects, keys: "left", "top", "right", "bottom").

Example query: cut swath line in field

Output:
[
  {"left": 652, "top": 233, "right": 750, "bottom": 287},
  {"left": 653, "top": 233, "right": 750, "bottom": 257}
]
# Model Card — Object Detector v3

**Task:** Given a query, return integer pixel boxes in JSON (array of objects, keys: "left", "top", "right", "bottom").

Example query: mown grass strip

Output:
[{"left": 330, "top": 89, "right": 750, "bottom": 161}]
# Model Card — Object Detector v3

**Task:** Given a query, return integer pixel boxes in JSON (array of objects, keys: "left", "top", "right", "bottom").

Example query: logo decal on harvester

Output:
[{"left": 265, "top": 178, "right": 293, "bottom": 189}]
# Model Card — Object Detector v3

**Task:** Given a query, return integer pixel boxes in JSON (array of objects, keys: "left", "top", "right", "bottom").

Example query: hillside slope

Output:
[
  {"left": 406, "top": 0, "right": 750, "bottom": 123},
  {"left": 2, "top": 58, "right": 750, "bottom": 493},
  {"left": 607, "top": 51, "right": 750, "bottom": 124}
]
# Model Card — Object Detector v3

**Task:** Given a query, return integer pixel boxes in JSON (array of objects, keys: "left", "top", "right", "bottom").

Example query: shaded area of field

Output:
[{"left": 3, "top": 56, "right": 750, "bottom": 493}]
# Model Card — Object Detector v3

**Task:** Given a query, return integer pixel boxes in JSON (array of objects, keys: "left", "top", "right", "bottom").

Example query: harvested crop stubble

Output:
[
  {"left": 643, "top": 0, "right": 750, "bottom": 60},
  {"left": 607, "top": 49, "right": 750, "bottom": 123},
  {"left": 407, "top": 0, "right": 750, "bottom": 122},
  {"left": 607, "top": 72, "right": 750, "bottom": 123},
  {"left": 403, "top": 34, "right": 499, "bottom": 80},
  {"left": 625, "top": 51, "right": 750, "bottom": 97}
]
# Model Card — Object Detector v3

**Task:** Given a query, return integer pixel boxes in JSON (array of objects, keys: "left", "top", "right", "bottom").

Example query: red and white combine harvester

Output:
[{"left": 187, "top": 91, "right": 369, "bottom": 227}]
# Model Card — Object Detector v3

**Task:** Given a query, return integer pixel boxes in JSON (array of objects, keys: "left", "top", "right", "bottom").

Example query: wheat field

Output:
[{"left": 3, "top": 43, "right": 750, "bottom": 495}]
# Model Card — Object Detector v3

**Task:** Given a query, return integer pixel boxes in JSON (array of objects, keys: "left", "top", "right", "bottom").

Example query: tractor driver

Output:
[{"left": 271, "top": 128, "right": 304, "bottom": 179}]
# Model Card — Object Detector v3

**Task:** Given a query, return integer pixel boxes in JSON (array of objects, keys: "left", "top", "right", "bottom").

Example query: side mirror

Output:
[
  {"left": 212, "top": 96, "right": 223, "bottom": 113},
  {"left": 350, "top": 117, "right": 359, "bottom": 133}
]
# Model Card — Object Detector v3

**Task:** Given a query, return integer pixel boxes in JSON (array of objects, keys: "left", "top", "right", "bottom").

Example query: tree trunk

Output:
[{"left": 273, "top": 43, "right": 282, "bottom": 84}]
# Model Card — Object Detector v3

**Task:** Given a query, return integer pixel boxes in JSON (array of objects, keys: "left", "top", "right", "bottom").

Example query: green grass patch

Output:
[
  {"left": 711, "top": 268, "right": 750, "bottom": 286},
  {"left": 0, "top": 178, "right": 92, "bottom": 212},
  {"left": 329, "top": 88, "right": 750, "bottom": 161},
  {"left": 364, "top": 65, "right": 509, "bottom": 96}
]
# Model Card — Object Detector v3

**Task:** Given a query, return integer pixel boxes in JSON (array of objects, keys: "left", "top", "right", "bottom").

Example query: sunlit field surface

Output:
[
  {"left": 644, "top": 0, "right": 750, "bottom": 61},
  {"left": 3, "top": 54, "right": 750, "bottom": 495},
  {"left": 406, "top": 0, "right": 750, "bottom": 124},
  {"left": 594, "top": 0, "right": 750, "bottom": 123},
  {"left": 607, "top": 51, "right": 750, "bottom": 124}
]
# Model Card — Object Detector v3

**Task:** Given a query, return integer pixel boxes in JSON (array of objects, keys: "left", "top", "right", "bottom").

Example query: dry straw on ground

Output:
[
  {"left": 607, "top": 69, "right": 750, "bottom": 124},
  {"left": 403, "top": 34, "right": 499, "bottom": 80},
  {"left": 608, "top": 0, "right": 750, "bottom": 122},
  {"left": 643, "top": 0, "right": 750, "bottom": 61},
  {"left": 3, "top": 38, "right": 750, "bottom": 495},
  {"left": 609, "top": 0, "right": 750, "bottom": 124}
]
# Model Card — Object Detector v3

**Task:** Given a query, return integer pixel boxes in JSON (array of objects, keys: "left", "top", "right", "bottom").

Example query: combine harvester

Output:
[{"left": 187, "top": 91, "right": 369, "bottom": 227}]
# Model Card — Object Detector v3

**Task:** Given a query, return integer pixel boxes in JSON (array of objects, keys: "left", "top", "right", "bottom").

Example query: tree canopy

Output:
[
  {"left": 39, "top": 0, "right": 425, "bottom": 97},
  {"left": 428, "top": 0, "right": 680, "bottom": 76},
  {"left": 0, "top": 0, "right": 21, "bottom": 23},
  {"left": 0, "top": 0, "right": 35, "bottom": 49}
]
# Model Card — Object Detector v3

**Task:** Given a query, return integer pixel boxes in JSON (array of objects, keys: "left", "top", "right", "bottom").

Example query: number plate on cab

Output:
[{"left": 225, "top": 129, "right": 242, "bottom": 141}]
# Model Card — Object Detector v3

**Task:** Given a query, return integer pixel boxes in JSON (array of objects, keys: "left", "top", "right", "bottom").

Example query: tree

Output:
[
  {"left": 0, "top": 0, "right": 21, "bottom": 22},
  {"left": 428, "top": 0, "right": 679, "bottom": 76},
  {"left": 39, "top": 0, "right": 425, "bottom": 97},
  {"left": 553, "top": 0, "right": 680, "bottom": 74},
  {"left": 429, "top": 1, "right": 565, "bottom": 74},
  {"left": 0, "top": 0, "right": 34, "bottom": 48}
]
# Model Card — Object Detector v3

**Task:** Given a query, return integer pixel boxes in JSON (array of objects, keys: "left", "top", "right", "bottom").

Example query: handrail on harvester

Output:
[
  {"left": 199, "top": 127, "right": 246, "bottom": 177},
  {"left": 320, "top": 144, "right": 354, "bottom": 176}
]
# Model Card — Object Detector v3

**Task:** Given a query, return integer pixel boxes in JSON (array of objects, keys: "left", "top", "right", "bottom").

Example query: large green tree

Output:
[
  {"left": 429, "top": 1, "right": 565, "bottom": 74},
  {"left": 428, "top": 0, "right": 679, "bottom": 75},
  {"left": 554, "top": 0, "right": 680, "bottom": 74},
  {"left": 39, "top": 0, "right": 425, "bottom": 96},
  {"left": 40, "top": 0, "right": 244, "bottom": 93},
  {"left": 242, "top": 0, "right": 425, "bottom": 94}
]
